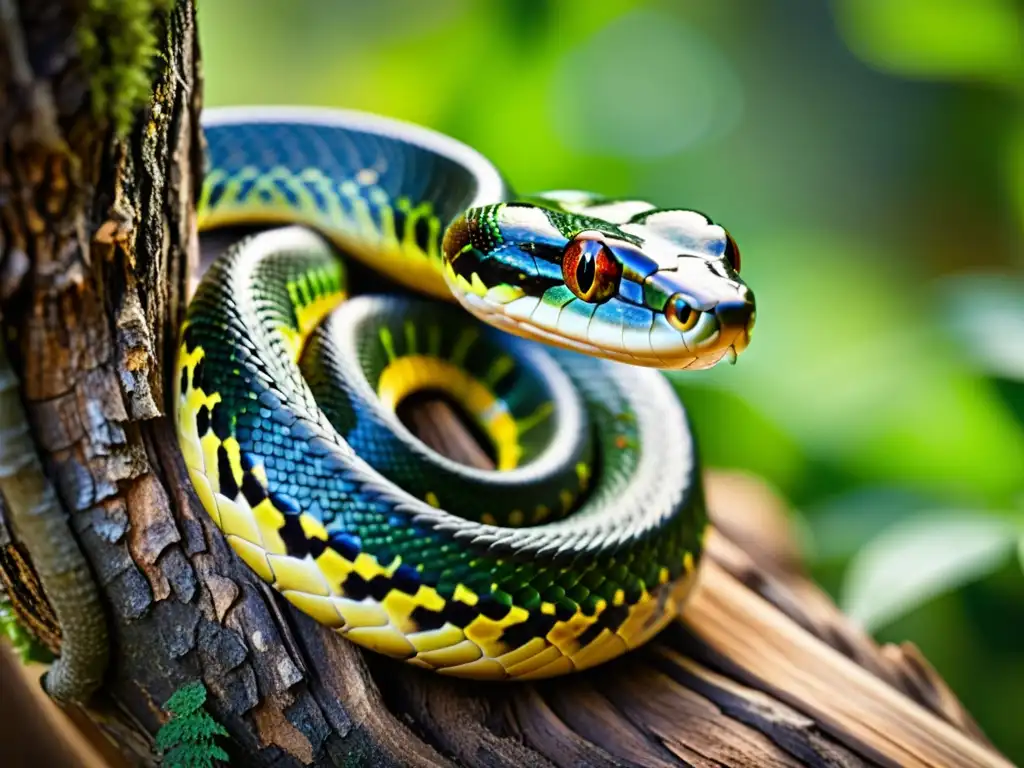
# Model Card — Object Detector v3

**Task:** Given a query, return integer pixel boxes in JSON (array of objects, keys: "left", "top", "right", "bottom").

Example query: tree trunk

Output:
[{"left": 0, "top": 2, "right": 1015, "bottom": 767}]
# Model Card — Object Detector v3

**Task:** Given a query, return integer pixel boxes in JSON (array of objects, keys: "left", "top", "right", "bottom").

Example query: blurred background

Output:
[{"left": 196, "top": 0, "right": 1023, "bottom": 760}]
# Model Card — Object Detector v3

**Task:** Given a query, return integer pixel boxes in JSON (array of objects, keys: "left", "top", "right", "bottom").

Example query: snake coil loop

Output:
[{"left": 177, "top": 107, "right": 754, "bottom": 680}]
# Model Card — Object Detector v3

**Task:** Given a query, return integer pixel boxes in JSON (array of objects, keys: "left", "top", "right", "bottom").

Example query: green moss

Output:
[{"left": 78, "top": 0, "right": 176, "bottom": 136}]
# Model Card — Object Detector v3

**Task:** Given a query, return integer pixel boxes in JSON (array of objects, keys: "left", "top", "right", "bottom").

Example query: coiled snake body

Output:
[{"left": 176, "top": 107, "right": 756, "bottom": 680}]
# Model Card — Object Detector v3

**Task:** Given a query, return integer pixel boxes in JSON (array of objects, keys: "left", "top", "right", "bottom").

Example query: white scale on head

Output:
[{"left": 622, "top": 210, "right": 727, "bottom": 268}]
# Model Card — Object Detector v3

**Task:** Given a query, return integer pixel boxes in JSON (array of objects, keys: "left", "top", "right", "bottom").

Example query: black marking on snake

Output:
[
  {"left": 196, "top": 405, "right": 210, "bottom": 436},
  {"left": 180, "top": 367, "right": 189, "bottom": 397},
  {"left": 410, "top": 605, "right": 447, "bottom": 632},
  {"left": 596, "top": 604, "right": 629, "bottom": 634},
  {"left": 578, "top": 595, "right": 602, "bottom": 617},
  {"left": 413, "top": 215, "right": 432, "bottom": 254},
  {"left": 363, "top": 202, "right": 384, "bottom": 239},
  {"left": 576, "top": 621, "right": 608, "bottom": 648},
  {"left": 304, "top": 181, "right": 327, "bottom": 212},
  {"left": 241, "top": 473, "right": 266, "bottom": 507},
  {"left": 328, "top": 531, "right": 362, "bottom": 561},
  {"left": 271, "top": 491, "right": 302, "bottom": 515},
  {"left": 406, "top": 597, "right": 482, "bottom": 632},
  {"left": 278, "top": 511, "right": 310, "bottom": 557},
  {"left": 500, "top": 612, "right": 559, "bottom": 648},
  {"left": 181, "top": 325, "right": 198, "bottom": 354},
  {"left": 240, "top": 451, "right": 256, "bottom": 472},
  {"left": 449, "top": 246, "right": 560, "bottom": 298},
  {"left": 392, "top": 563, "right": 421, "bottom": 594},
  {"left": 192, "top": 358, "right": 206, "bottom": 390},
  {"left": 217, "top": 446, "right": 239, "bottom": 498},
  {"left": 211, "top": 401, "right": 232, "bottom": 440},
  {"left": 273, "top": 178, "right": 300, "bottom": 207},
  {"left": 553, "top": 601, "right": 575, "bottom": 622},
  {"left": 236, "top": 177, "right": 258, "bottom": 202},
  {"left": 477, "top": 597, "right": 512, "bottom": 622},
  {"left": 490, "top": 374, "right": 517, "bottom": 405},
  {"left": 623, "top": 581, "right": 644, "bottom": 605},
  {"left": 342, "top": 573, "right": 394, "bottom": 602},
  {"left": 307, "top": 537, "right": 327, "bottom": 559},
  {"left": 206, "top": 181, "right": 226, "bottom": 210},
  {"left": 444, "top": 601, "right": 479, "bottom": 629},
  {"left": 523, "top": 242, "right": 571, "bottom": 274}
]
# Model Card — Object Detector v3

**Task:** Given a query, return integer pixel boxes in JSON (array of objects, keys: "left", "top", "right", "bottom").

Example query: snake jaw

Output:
[{"left": 453, "top": 290, "right": 693, "bottom": 370}]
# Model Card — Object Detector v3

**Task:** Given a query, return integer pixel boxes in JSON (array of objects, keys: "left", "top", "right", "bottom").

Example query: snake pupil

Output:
[
  {"left": 676, "top": 302, "right": 692, "bottom": 325},
  {"left": 562, "top": 234, "right": 622, "bottom": 303},
  {"left": 666, "top": 293, "right": 700, "bottom": 332},
  {"left": 576, "top": 250, "right": 596, "bottom": 294}
]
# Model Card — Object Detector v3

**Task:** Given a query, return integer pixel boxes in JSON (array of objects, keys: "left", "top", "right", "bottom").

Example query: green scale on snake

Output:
[{"left": 176, "top": 107, "right": 756, "bottom": 680}]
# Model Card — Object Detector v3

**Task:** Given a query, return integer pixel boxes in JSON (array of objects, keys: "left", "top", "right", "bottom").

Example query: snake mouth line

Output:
[{"left": 456, "top": 292, "right": 736, "bottom": 370}]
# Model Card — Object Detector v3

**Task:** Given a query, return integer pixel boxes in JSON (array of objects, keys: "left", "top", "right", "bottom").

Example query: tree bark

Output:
[{"left": 0, "top": 2, "right": 1016, "bottom": 767}]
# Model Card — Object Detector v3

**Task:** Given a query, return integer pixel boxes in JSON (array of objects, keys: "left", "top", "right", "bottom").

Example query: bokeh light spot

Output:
[{"left": 549, "top": 9, "right": 743, "bottom": 159}]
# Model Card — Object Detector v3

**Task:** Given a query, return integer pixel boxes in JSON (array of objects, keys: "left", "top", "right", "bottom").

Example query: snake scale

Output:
[{"left": 176, "top": 107, "right": 755, "bottom": 680}]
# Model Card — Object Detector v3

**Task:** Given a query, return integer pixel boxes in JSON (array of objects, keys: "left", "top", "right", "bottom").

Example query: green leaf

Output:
[
  {"left": 164, "top": 681, "right": 208, "bottom": 717},
  {"left": 938, "top": 275, "right": 1024, "bottom": 382},
  {"left": 156, "top": 713, "right": 229, "bottom": 751},
  {"left": 840, "top": 511, "right": 1018, "bottom": 631},
  {"left": 807, "top": 488, "right": 935, "bottom": 562},
  {"left": 1018, "top": 534, "right": 1024, "bottom": 574},
  {"left": 833, "top": 0, "right": 1024, "bottom": 86},
  {"left": 0, "top": 597, "right": 53, "bottom": 664},
  {"left": 936, "top": 275, "right": 1024, "bottom": 427},
  {"left": 207, "top": 745, "right": 230, "bottom": 763}
]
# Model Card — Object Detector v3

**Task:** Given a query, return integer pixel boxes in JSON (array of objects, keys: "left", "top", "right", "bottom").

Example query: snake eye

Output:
[
  {"left": 665, "top": 293, "right": 700, "bottom": 332},
  {"left": 562, "top": 233, "right": 621, "bottom": 304},
  {"left": 723, "top": 233, "right": 741, "bottom": 273}
]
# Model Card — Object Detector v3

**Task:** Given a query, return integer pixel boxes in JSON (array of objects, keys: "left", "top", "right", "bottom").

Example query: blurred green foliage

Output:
[
  {"left": 198, "top": 0, "right": 1023, "bottom": 760},
  {"left": 0, "top": 596, "right": 53, "bottom": 665}
]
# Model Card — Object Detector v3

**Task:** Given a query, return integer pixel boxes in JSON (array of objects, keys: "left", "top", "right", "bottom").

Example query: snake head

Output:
[{"left": 441, "top": 194, "right": 755, "bottom": 370}]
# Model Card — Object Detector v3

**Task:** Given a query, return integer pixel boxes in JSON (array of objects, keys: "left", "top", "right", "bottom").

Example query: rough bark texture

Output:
[{"left": 0, "top": 2, "right": 1016, "bottom": 767}]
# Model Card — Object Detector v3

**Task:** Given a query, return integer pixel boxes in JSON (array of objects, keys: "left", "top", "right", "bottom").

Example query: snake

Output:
[{"left": 175, "top": 107, "right": 756, "bottom": 681}]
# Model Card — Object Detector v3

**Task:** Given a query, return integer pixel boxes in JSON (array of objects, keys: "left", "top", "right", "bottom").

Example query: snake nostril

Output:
[{"left": 714, "top": 300, "right": 754, "bottom": 330}]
